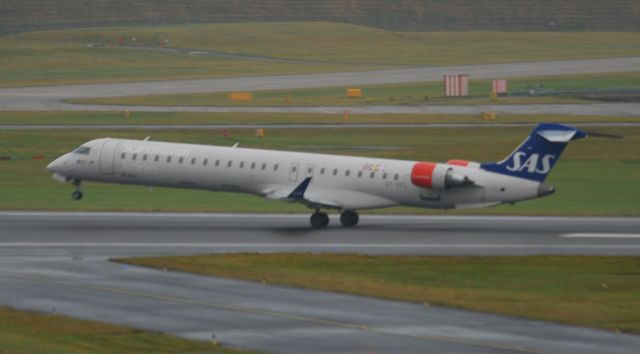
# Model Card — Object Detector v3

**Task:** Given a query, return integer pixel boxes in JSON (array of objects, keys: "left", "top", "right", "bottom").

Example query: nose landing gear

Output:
[{"left": 71, "top": 180, "right": 83, "bottom": 200}]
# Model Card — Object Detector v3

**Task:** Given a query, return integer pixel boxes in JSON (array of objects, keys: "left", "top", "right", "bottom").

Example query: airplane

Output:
[{"left": 47, "top": 123, "right": 588, "bottom": 228}]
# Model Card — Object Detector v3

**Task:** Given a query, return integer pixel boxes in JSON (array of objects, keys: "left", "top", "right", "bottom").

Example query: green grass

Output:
[
  {"left": 0, "top": 24, "right": 377, "bottom": 88},
  {"left": 0, "top": 126, "right": 638, "bottom": 215},
  {"left": 63, "top": 22, "right": 640, "bottom": 65},
  {"left": 119, "top": 254, "right": 640, "bottom": 334},
  {"left": 1, "top": 22, "right": 639, "bottom": 87},
  {"left": 0, "top": 306, "right": 259, "bottom": 354},
  {"left": 72, "top": 72, "right": 640, "bottom": 107},
  {"left": 1, "top": 111, "right": 639, "bottom": 126}
]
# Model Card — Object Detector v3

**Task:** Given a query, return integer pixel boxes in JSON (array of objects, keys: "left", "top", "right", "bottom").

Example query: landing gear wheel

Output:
[
  {"left": 310, "top": 212, "right": 329, "bottom": 229},
  {"left": 71, "top": 180, "right": 83, "bottom": 201},
  {"left": 340, "top": 210, "right": 359, "bottom": 227}
]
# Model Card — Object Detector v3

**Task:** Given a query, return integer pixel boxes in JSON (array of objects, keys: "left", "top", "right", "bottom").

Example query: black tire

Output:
[
  {"left": 310, "top": 212, "right": 329, "bottom": 229},
  {"left": 71, "top": 191, "right": 83, "bottom": 200},
  {"left": 340, "top": 210, "right": 359, "bottom": 227}
]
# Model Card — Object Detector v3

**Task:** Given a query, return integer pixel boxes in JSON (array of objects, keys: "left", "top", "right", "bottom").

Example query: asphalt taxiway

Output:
[
  {"left": 3, "top": 102, "right": 640, "bottom": 116},
  {"left": 1, "top": 57, "right": 639, "bottom": 114},
  {"left": 2, "top": 122, "right": 639, "bottom": 131},
  {"left": 1, "top": 212, "right": 639, "bottom": 353}
]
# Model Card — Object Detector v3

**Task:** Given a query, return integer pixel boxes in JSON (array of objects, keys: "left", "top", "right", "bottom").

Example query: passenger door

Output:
[{"left": 99, "top": 139, "right": 120, "bottom": 175}]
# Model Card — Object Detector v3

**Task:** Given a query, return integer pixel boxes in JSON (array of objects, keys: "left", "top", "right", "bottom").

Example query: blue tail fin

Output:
[{"left": 481, "top": 123, "right": 587, "bottom": 182}]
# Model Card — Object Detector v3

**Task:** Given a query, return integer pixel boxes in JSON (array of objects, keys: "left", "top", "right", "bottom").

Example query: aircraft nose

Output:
[{"left": 46, "top": 155, "right": 66, "bottom": 173}]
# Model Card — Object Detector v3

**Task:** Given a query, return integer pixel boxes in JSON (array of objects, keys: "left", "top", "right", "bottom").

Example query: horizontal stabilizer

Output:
[{"left": 583, "top": 130, "right": 624, "bottom": 139}]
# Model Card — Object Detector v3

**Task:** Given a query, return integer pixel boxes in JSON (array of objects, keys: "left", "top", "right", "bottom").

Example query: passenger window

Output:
[
  {"left": 345, "top": 170, "right": 350, "bottom": 177},
  {"left": 274, "top": 164, "right": 278, "bottom": 171},
  {"left": 292, "top": 166, "right": 297, "bottom": 172},
  {"left": 191, "top": 157, "right": 196, "bottom": 165},
  {"left": 133, "top": 154, "right": 137, "bottom": 160},
  {"left": 240, "top": 162, "right": 244, "bottom": 168},
  {"left": 358, "top": 171, "right": 362, "bottom": 178},
  {"left": 179, "top": 157, "right": 184, "bottom": 164},
  {"left": 333, "top": 169, "right": 338, "bottom": 176},
  {"left": 320, "top": 168, "right": 325, "bottom": 174},
  {"left": 370, "top": 172, "right": 375, "bottom": 179},
  {"left": 227, "top": 161, "right": 233, "bottom": 167},
  {"left": 121, "top": 152, "right": 126, "bottom": 160},
  {"left": 262, "top": 163, "right": 267, "bottom": 170},
  {"left": 203, "top": 159, "right": 208, "bottom": 166},
  {"left": 394, "top": 173, "right": 399, "bottom": 181},
  {"left": 143, "top": 154, "right": 147, "bottom": 161},
  {"left": 215, "top": 159, "right": 220, "bottom": 166},
  {"left": 154, "top": 155, "right": 159, "bottom": 162},
  {"left": 383, "top": 172, "right": 388, "bottom": 180},
  {"left": 251, "top": 162, "right": 256, "bottom": 169},
  {"left": 167, "top": 156, "right": 172, "bottom": 163}
]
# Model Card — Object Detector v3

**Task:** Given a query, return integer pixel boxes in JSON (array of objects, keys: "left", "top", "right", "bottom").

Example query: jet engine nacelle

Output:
[
  {"left": 446, "top": 159, "right": 480, "bottom": 168},
  {"left": 411, "top": 162, "right": 474, "bottom": 190}
]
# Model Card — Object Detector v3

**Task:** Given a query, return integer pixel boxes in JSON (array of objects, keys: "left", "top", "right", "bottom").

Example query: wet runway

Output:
[
  {"left": 1, "top": 212, "right": 639, "bottom": 354},
  {"left": 2, "top": 212, "right": 640, "bottom": 257}
]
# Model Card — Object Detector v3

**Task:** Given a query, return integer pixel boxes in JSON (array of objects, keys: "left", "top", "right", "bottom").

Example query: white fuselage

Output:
[{"left": 47, "top": 138, "right": 544, "bottom": 211}]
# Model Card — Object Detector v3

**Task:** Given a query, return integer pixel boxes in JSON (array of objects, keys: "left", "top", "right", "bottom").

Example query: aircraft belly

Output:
[{"left": 330, "top": 192, "right": 398, "bottom": 209}]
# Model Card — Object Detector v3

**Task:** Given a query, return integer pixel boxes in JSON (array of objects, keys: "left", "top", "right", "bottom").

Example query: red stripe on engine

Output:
[{"left": 411, "top": 162, "right": 437, "bottom": 188}]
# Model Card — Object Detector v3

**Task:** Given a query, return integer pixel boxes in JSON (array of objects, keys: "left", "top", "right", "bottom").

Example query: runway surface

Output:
[
  {"left": 1, "top": 212, "right": 639, "bottom": 353},
  {"left": 1, "top": 57, "right": 639, "bottom": 114},
  {"left": 2, "top": 212, "right": 640, "bottom": 257}
]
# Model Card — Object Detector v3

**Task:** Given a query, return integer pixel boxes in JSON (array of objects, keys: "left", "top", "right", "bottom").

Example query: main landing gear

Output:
[
  {"left": 71, "top": 180, "right": 83, "bottom": 200},
  {"left": 310, "top": 210, "right": 329, "bottom": 229},
  {"left": 340, "top": 210, "right": 359, "bottom": 228},
  {"left": 309, "top": 209, "right": 360, "bottom": 229}
]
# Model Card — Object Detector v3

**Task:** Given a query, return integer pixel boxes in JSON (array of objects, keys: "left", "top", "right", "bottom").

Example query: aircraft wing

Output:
[
  {"left": 263, "top": 177, "right": 398, "bottom": 210},
  {"left": 263, "top": 177, "right": 343, "bottom": 209}
]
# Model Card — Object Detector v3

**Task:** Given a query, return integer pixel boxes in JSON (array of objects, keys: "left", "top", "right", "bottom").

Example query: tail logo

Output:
[{"left": 506, "top": 152, "right": 555, "bottom": 174}]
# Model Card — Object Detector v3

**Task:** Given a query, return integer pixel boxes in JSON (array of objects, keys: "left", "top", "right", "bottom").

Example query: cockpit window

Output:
[{"left": 73, "top": 146, "right": 91, "bottom": 155}]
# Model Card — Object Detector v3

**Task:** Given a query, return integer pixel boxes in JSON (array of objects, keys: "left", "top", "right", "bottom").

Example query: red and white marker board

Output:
[
  {"left": 492, "top": 79, "right": 508, "bottom": 94},
  {"left": 444, "top": 74, "right": 469, "bottom": 97}
]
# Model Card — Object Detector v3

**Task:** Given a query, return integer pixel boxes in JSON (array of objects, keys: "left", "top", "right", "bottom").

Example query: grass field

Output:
[
  {"left": 72, "top": 72, "right": 640, "bottom": 107},
  {"left": 0, "top": 125, "right": 638, "bottom": 215},
  {"left": 58, "top": 23, "right": 640, "bottom": 65},
  {"left": 1, "top": 111, "right": 640, "bottom": 126},
  {"left": 119, "top": 254, "right": 640, "bottom": 334},
  {"left": 0, "top": 306, "right": 258, "bottom": 354},
  {"left": 1, "top": 22, "right": 639, "bottom": 87}
]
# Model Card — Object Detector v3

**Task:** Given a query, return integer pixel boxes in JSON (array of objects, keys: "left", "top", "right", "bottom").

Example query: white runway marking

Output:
[
  {"left": 1, "top": 242, "right": 640, "bottom": 249},
  {"left": 0, "top": 211, "right": 637, "bottom": 222},
  {"left": 562, "top": 233, "right": 640, "bottom": 239}
]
